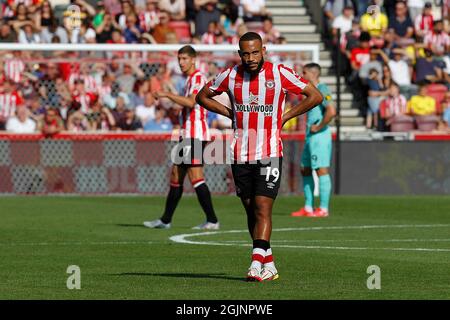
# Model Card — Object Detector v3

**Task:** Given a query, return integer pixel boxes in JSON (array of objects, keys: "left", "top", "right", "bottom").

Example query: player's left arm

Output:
[
  {"left": 310, "top": 103, "right": 336, "bottom": 133},
  {"left": 282, "top": 82, "right": 323, "bottom": 127},
  {"left": 154, "top": 91, "right": 197, "bottom": 109}
]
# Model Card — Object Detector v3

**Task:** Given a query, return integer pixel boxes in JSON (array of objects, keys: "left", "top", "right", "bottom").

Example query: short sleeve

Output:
[
  {"left": 279, "top": 65, "right": 309, "bottom": 95},
  {"left": 208, "top": 68, "right": 231, "bottom": 94},
  {"left": 319, "top": 84, "right": 333, "bottom": 107}
]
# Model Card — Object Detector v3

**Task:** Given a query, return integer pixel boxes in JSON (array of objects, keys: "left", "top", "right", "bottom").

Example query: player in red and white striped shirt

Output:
[
  {"left": 197, "top": 32, "right": 323, "bottom": 282},
  {"left": 143, "top": 45, "right": 219, "bottom": 231}
]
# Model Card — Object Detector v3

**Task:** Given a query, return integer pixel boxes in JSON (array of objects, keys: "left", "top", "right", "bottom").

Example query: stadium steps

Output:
[{"left": 267, "top": 0, "right": 366, "bottom": 130}]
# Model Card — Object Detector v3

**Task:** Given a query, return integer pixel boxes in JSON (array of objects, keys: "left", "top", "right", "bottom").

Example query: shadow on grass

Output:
[
  {"left": 116, "top": 224, "right": 146, "bottom": 228},
  {"left": 113, "top": 272, "right": 246, "bottom": 282}
]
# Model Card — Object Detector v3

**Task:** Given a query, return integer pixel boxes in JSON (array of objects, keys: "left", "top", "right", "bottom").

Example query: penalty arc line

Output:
[{"left": 169, "top": 224, "right": 450, "bottom": 253}]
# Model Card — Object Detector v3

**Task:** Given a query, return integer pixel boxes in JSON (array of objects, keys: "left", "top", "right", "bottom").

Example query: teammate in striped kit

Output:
[
  {"left": 197, "top": 32, "right": 323, "bottom": 281},
  {"left": 291, "top": 63, "right": 336, "bottom": 218},
  {"left": 144, "top": 45, "right": 219, "bottom": 230}
]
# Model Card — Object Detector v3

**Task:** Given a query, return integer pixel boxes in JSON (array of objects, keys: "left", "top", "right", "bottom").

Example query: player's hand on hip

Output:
[{"left": 310, "top": 124, "right": 321, "bottom": 133}]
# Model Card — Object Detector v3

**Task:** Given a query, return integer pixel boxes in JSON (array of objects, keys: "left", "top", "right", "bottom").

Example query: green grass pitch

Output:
[{"left": 0, "top": 195, "right": 449, "bottom": 299}]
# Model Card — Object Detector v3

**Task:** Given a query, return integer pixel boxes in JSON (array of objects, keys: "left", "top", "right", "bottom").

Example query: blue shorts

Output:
[{"left": 301, "top": 129, "right": 332, "bottom": 169}]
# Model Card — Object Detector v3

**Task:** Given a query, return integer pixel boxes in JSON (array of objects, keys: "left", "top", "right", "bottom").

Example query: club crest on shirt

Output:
[{"left": 265, "top": 80, "right": 275, "bottom": 89}]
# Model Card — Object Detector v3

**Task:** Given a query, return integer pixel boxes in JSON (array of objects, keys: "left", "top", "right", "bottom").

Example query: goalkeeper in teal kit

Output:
[{"left": 291, "top": 63, "right": 336, "bottom": 218}]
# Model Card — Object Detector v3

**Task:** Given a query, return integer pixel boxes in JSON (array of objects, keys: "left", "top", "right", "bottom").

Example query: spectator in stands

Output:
[
  {"left": 388, "top": 0, "right": 415, "bottom": 46},
  {"left": 423, "top": 20, "right": 450, "bottom": 56},
  {"left": 159, "top": 0, "right": 186, "bottom": 21},
  {"left": 201, "top": 21, "right": 219, "bottom": 44},
  {"left": 138, "top": 0, "right": 160, "bottom": 33},
  {"left": 95, "top": 13, "right": 116, "bottom": 43},
  {"left": 414, "top": 2, "right": 434, "bottom": 40},
  {"left": 415, "top": 47, "right": 445, "bottom": 84},
  {"left": 103, "top": 0, "right": 123, "bottom": 17},
  {"left": 366, "top": 68, "right": 388, "bottom": 129},
  {"left": 9, "top": 3, "right": 35, "bottom": 35},
  {"left": 18, "top": 22, "right": 41, "bottom": 43},
  {"left": 349, "top": 32, "right": 372, "bottom": 113},
  {"left": 360, "top": 1, "right": 388, "bottom": 46},
  {"left": 116, "top": 62, "right": 145, "bottom": 95},
  {"left": 67, "top": 110, "right": 89, "bottom": 132},
  {"left": 0, "top": 22, "right": 17, "bottom": 42},
  {"left": 259, "top": 17, "right": 280, "bottom": 44},
  {"left": 0, "top": 80, "right": 23, "bottom": 130},
  {"left": 332, "top": 4, "right": 354, "bottom": 43},
  {"left": 35, "top": 1, "right": 55, "bottom": 31},
  {"left": 324, "top": 0, "right": 348, "bottom": 39},
  {"left": 407, "top": 84, "right": 437, "bottom": 116},
  {"left": 40, "top": 18, "right": 69, "bottom": 43},
  {"left": 117, "top": 108, "right": 143, "bottom": 131},
  {"left": 438, "top": 91, "right": 450, "bottom": 131},
  {"left": 220, "top": 1, "right": 242, "bottom": 40},
  {"left": 408, "top": 0, "right": 426, "bottom": 22},
  {"left": 135, "top": 92, "right": 157, "bottom": 125},
  {"left": 5, "top": 105, "right": 36, "bottom": 133},
  {"left": 241, "top": 0, "right": 268, "bottom": 23},
  {"left": 194, "top": 0, "right": 221, "bottom": 37},
  {"left": 116, "top": 0, "right": 136, "bottom": 30},
  {"left": 359, "top": 47, "right": 384, "bottom": 83},
  {"left": 123, "top": 14, "right": 143, "bottom": 43},
  {"left": 380, "top": 82, "right": 410, "bottom": 131},
  {"left": 143, "top": 106, "right": 173, "bottom": 131},
  {"left": 151, "top": 10, "right": 178, "bottom": 43},
  {"left": 349, "top": 32, "right": 371, "bottom": 78},
  {"left": 378, "top": 48, "right": 416, "bottom": 99},
  {"left": 380, "top": 82, "right": 410, "bottom": 130},
  {"left": 40, "top": 107, "right": 64, "bottom": 136},
  {"left": 85, "top": 100, "right": 116, "bottom": 131}
]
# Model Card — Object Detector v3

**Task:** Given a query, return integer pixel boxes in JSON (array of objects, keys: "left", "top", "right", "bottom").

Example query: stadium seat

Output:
[
  {"left": 415, "top": 115, "right": 440, "bottom": 132},
  {"left": 389, "top": 115, "right": 415, "bottom": 132},
  {"left": 168, "top": 21, "right": 191, "bottom": 43},
  {"left": 425, "top": 84, "right": 447, "bottom": 114}
]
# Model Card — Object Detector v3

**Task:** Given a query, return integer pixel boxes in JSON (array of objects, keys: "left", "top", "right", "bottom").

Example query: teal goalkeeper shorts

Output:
[{"left": 301, "top": 128, "right": 332, "bottom": 169}]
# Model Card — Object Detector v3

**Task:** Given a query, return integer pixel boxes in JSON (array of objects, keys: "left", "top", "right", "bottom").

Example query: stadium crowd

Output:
[
  {"left": 325, "top": 0, "right": 450, "bottom": 132},
  {"left": 0, "top": 0, "right": 287, "bottom": 135},
  {"left": 0, "top": 0, "right": 448, "bottom": 135}
]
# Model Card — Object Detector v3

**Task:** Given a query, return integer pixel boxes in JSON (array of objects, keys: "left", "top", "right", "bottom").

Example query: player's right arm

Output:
[{"left": 196, "top": 70, "right": 234, "bottom": 120}]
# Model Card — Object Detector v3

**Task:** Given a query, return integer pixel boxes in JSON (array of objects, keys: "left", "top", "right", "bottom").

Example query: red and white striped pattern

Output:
[
  {"left": 8, "top": 0, "right": 37, "bottom": 7},
  {"left": 201, "top": 32, "right": 216, "bottom": 45},
  {"left": 181, "top": 69, "right": 210, "bottom": 141},
  {"left": 68, "top": 73, "right": 98, "bottom": 93},
  {"left": 414, "top": 14, "right": 434, "bottom": 35},
  {"left": 73, "top": 93, "right": 95, "bottom": 114},
  {"left": 385, "top": 95, "right": 407, "bottom": 116},
  {"left": 0, "top": 92, "right": 22, "bottom": 119},
  {"left": 4, "top": 59, "right": 25, "bottom": 83},
  {"left": 139, "top": 11, "right": 159, "bottom": 32},
  {"left": 424, "top": 31, "right": 450, "bottom": 51},
  {"left": 209, "top": 61, "right": 308, "bottom": 162}
]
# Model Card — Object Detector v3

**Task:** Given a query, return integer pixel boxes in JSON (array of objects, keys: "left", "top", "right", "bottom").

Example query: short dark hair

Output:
[
  {"left": 178, "top": 45, "right": 197, "bottom": 57},
  {"left": 239, "top": 32, "right": 262, "bottom": 46},
  {"left": 303, "top": 63, "right": 322, "bottom": 76}
]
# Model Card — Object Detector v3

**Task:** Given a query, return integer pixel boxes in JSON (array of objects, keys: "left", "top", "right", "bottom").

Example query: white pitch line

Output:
[
  {"left": 0, "top": 241, "right": 154, "bottom": 247},
  {"left": 221, "top": 239, "right": 450, "bottom": 243},
  {"left": 169, "top": 224, "right": 450, "bottom": 253}
]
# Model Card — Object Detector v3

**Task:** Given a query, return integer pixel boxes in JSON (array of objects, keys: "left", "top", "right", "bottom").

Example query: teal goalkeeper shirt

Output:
[{"left": 306, "top": 82, "right": 332, "bottom": 136}]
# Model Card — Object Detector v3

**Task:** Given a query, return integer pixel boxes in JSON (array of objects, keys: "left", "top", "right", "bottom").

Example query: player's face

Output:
[
  {"left": 178, "top": 53, "right": 195, "bottom": 74},
  {"left": 302, "top": 68, "right": 316, "bottom": 82},
  {"left": 239, "top": 40, "right": 265, "bottom": 73}
]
